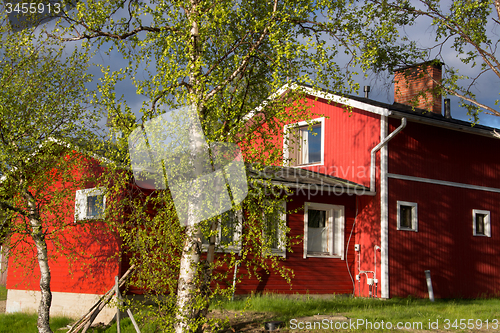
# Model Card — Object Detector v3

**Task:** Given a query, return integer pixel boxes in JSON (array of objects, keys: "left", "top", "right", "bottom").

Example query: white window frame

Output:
[
  {"left": 303, "top": 202, "right": 345, "bottom": 259},
  {"left": 472, "top": 209, "right": 491, "bottom": 237},
  {"left": 397, "top": 201, "right": 418, "bottom": 232},
  {"left": 202, "top": 210, "right": 243, "bottom": 253},
  {"left": 283, "top": 117, "right": 325, "bottom": 167},
  {"left": 262, "top": 201, "right": 287, "bottom": 258},
  {"left": 74, "top": 187, "right": 106, "bottom": 221}
]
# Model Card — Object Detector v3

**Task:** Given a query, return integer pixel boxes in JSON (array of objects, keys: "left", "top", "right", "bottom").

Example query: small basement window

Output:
[
  {"left": 397, "top": 201, "right": 418, "bottom": 232},
  {"left": 473, "top": 209, "right": 491, "bottom": 237}
]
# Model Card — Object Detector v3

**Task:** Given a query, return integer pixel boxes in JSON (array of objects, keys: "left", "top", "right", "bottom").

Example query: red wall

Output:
[
  {"left": 7, "top": 223, "right": 120, "bottom": 295},
  {"left": 235, "top": 189, "right": 358, "bottom": 295},
  {"left": 388, "top": 118, "right": 500, "bottom": 298},
  {"left": 354, "top": 194, "right": 382, "bottom": 298},
  {"left": 388, "top": 118, "right": 500, "bottom": 187},
  {"left": 236, "top": 95, "right": 383, "bottom": 296},
  {"left": 7, "top": 157, "right": 120, "bottom": 295},
  {"left": 293, "top": 97, "right": 381, "bottom": 188}
]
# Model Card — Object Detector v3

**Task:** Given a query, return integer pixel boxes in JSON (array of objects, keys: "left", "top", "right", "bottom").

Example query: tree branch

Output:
[
  {"left": 0, "top": 200, "right": 28, "bottom": 218},
  {"left": 204, "top": 0, "right": 278, "bottom": 102},
  {"left": 46, "top": 25, "right": 163, "bottom": 42}
]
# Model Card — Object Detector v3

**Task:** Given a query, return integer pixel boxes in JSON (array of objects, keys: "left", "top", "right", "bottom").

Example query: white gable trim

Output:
[
  {"left": 245, "top": 83, "right": 390, "bottom": 121},
  {"left": 297, "top": 85, "right": 390, "bottom": 117}
]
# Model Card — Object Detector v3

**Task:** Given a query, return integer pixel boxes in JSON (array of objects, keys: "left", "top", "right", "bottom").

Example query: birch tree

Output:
[
  {"left": 365, "top": 0, "right": 500, "bottom": 121},
  {"left": 45, "top": 0, "right": 423, "bottom": 331},
  {"left": 0, "top": 26, "right": 98, "bottom": 333}
]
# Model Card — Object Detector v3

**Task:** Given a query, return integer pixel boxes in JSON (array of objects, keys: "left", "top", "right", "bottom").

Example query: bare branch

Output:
[{"left": 46, "top": 25, "right": 163, "bottom": 42}]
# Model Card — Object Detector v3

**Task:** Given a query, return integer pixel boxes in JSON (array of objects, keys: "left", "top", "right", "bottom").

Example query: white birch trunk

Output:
[{"left": 24, "top": 191, "right": 53, "bottom": 333}]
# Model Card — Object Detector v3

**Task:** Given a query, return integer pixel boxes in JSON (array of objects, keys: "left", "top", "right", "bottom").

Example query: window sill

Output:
[
  {"left": 202, "top": 246, "right": 242, "bottom": 254},
  {"left": 269, "top": 249, "right": 286, "bottom": 258},
  {"left": 289, "top": 162, "right": 324, "bottom": 168},
  {"left": 74, "top": 216, "right": 104, "bottom": 222},
  {"left": 397, "top": 227, "right": 417, "bottom": 232},
  {"left": 305, "top": 254, "right": 342, "bottom": 259}
]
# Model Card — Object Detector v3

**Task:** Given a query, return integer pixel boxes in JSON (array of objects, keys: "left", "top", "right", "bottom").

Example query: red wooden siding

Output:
[
  {"left": 354, "top": 194, "right": 382, "bottom": 298},
  {"left": 388, "top": 178, "right": 500, "bottom": 298},
  {"left": 6, "top": 157, "right": 120, "bottom": 295},
  {"left": 235, "top": 190, "right": 357, "bottom": 295},
  {"left": 294, "top": 97, "right": 381, "bottom": 188},
  {"left": 387, "top": 118, "right": 500, "bottom": 298},
  {"left": 7, "top": 221, "right": 120, "bottom": 295},
  {"left": 388, "top": 118, "right": 500, "bottom": 187}
]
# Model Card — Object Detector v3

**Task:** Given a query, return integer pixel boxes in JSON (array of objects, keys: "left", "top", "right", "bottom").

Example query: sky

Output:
[{"left": 5, "top": 0, "right": 500, "bottom": 129}]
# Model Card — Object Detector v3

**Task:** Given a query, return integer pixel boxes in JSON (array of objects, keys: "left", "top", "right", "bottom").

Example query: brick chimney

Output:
[{"left": 394, "top": 61, "right": 443, "bottom": 115}]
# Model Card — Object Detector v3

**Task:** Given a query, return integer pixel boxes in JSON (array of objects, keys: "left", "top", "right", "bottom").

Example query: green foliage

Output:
[
  {"left": 0, "top": 13, "right": 104, "bottom": 332},
  {"left": 365, "top": 0, "right": 500, "bottom": 120},
  {"left": 84, "top": 318, "right": 159, "bottom": 333}
]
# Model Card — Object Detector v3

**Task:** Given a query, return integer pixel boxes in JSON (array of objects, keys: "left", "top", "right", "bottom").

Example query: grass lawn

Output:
[
  {"left": 2, "top": 294, "right": 500, "bottom": 332},
  {"left": 218, "top": 294, "right": 500, "bottom": 331},
  {"left": 0, "top": 313, "right": 73, "bottom": 333}
]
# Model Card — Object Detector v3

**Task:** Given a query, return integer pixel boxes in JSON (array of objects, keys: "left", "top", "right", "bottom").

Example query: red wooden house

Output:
[
  {"left": 5, "top": 61, "right": 500, "bottom": 319},
  {"left": 235, "top": 61, "right": 500, "bottom": 299}
]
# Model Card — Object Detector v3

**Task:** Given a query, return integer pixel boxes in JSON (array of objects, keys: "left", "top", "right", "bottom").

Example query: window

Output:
[
  {"left": 473, "top": 209, "right": 491, "bottom": 237},
  {"left": 201, "top": 210, "right": 242, "bottom": 252},
  {"left": 397, "top": 201, "right": 418, "bottom": 232},
  {"left": 303, "top": 202, "right": 344, "bottom": 259},
  {"left": 284, "top": 117, "right": 325, "bottom": 167},
  {"left": 74, "top": 188, "right": 106, "bottom": 221},
  {"left": 263, "top": 201, "right": 287, "bottom": 257}
]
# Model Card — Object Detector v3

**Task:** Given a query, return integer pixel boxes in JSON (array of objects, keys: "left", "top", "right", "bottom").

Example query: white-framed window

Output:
[
  {"left": 473, "top": 209, "right": 491, "bottom": 237},
  {"left": 74, "top": 187, "right": 106, "bottom": 221},
  {"left": 201, "top": 209, "right": 242, "bottom": 252},
  {"left": 263, "top": 201, "right": 287, "bottom": 257},
  {"left": 284, "top": 117, "right": 325, "bottom": 167},
  {"left": 397, "top": 201, "right": 418, "bottom": 232},
  {"left": 303, "top": 202, "right": 344, "bottom": 259}
]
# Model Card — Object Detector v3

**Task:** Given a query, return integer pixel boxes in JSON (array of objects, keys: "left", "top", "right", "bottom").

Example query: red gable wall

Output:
[
  {"left": 6, "top": 156, "right": 120, "bottom": 295},
  {"left": 289, "top": 96, "right": 381, "bottom": 188}
]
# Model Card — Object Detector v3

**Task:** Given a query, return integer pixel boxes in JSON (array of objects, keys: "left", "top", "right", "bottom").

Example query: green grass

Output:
[
  {"left": 0, "top": 313, "right": 73, "bottom": 333},
  {"left": 0, "top": 313, "right": 159, "bottom": 333},
  {"left": 3, "top": 295, "right": 500, "bottom": 332},
  {"left": 217, "top": 294, "right": 500, "bottom": 331},
  {"left": 0, "top": 285, "right": 6, "bottom": 301}
]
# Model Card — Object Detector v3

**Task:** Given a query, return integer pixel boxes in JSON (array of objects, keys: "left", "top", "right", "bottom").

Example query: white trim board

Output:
[
  {"left": 387, "top": 173, "right": 500, "bottom": 194},
  {"left": 298, "top": 85, "right": 390, "bottom": 117},
  {"left": 245, "top": 83, "right": 390, "bottom": 121}
]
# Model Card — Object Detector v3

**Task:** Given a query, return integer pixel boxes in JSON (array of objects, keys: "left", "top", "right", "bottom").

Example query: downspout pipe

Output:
[{"left": 370, "top": 117, "right": 407, "bottom": 192}]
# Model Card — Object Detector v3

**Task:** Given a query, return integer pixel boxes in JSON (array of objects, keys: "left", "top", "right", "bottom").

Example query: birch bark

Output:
[{"left": 24, "top": 190, "right": 53, "bottom": 333}]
